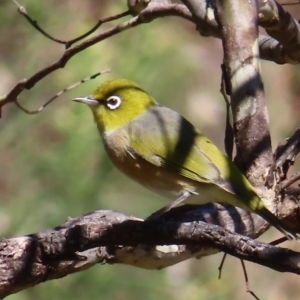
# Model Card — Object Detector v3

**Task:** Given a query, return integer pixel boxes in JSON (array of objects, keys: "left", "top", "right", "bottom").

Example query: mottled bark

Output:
[{"left": 1, "top": 209, "right": 299, "bottom": 298}]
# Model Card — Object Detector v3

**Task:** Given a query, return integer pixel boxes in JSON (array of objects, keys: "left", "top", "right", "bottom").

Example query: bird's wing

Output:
[{"left": 127, "top": 106, "right": 233, "bottom": 188}]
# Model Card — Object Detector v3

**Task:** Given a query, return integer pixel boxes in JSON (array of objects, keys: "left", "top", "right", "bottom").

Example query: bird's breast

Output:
[
  {"left": 102, "top": 128, "right": 241, "bottom": 208},
  {"left": 102, "top": 130, "right": 196, "bottom": 199}
]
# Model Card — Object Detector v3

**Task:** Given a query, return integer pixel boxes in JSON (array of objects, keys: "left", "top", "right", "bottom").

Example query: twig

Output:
[
  {"left": 1, "top": 3, "right": 193, "bottom": 114},
  {"left": 65, "top": 12, "right": 130, "bottom": 49},
  {"left": 282, "top": 1, "right": 300, "bottom": 6},
  {"left": 218, "top": 236, "right": 287, "bottom": 297},
  {"left": 218, "top": 253, "right": 227, "bottom": 279},
  {"left": 278, "top": 172, "right": 300, "bottom": 192},
  {"left": 12, "top": 0, "right": 130, "bottom": 48},
  {"left": 269, "top": 236, "right": 288, "bottom": 245},
  {"left": 3, "top": 0, "right": 300, "bottom": 115},
  {"left": 220, "top": 64, "right": 234, "bottom": 160},
  {"left": 14, "top": 69, "right": 110, "bottom": 114},
  {"left": 240, "top": 260, "right": 260, "bottom": 300},
  {"left": 267, "top": 127, "right": 300, "bottom": 186}
]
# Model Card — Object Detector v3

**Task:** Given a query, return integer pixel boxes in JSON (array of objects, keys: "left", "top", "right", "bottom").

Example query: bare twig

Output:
[
  {"left": 279, "top": 172, "right": 300, "bottom": 191},
  {"left": 217, "top": 253, "right": 227, "bottom": 279},
  {"left": 267, "top": 127, "right": 300, "bottom": 186},
  {"left": 269, "top": 236, "right": 288, "bottom": 245},
  {"left": 3, "top": 0, "right": 300, "bottom": 115},
  {"left": 240, "top": 259, "right": 260, "bottom": 300},
  {"left": 0, "top": 2, "right": 193, "bottom": 113},
  {"left": 14, "top": 69, "right": 110, "bottom": 114},
  {"left": 64, "top": 11, "right": 131, "bottom": 49},
  {"left": 12, "top": 0, "right": 130, "bottom": 48},
  {"left": 281, "top": 1, "right": 300, "bottom": 6},
  {"left": 220, "top": 64, "right": 234, "bottom": 160},
  {"left": 218, "top": 235, "right": 287, "bottom": 296}
]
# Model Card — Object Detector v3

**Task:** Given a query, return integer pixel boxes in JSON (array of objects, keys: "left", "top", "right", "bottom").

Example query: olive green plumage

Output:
[{"left": 73, "top": 78, "right": 297, "bottom": 240}]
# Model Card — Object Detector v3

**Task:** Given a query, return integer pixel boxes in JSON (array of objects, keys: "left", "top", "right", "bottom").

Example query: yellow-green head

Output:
[{"left": 73, "top": 79, "right": 157, "bottom": 134}]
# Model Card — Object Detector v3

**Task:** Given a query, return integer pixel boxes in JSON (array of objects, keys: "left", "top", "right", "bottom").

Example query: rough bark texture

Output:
[
  {"left": 213, "top": 0, "right": 300, "bottom": 229},
  {"left": 214, "top": 0, "right": 272, "bottom": 181},
  {"left": 1, "top": 209, "right": 300, "bottom": 298}
]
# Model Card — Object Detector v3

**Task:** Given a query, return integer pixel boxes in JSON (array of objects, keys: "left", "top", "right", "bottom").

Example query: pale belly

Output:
[{"left": 106, "top": 146, "right": 244, "bottom": 209}]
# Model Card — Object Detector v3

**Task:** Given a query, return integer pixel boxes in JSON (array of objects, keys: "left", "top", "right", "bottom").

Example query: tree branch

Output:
[
  {"left": 0, "top": 2, "right": 193, "bottom": 112},
  {"left": 270, "top": 127, "right": 300, "bottom": 184},
  {"left": 264, "top": 126, "right": 300, "bottom": 229},
  {"left": 211, "top": 0, "right": 300, "bottom": 233},
  {"left": 214, "top": 0, "right": 272, "bottom": 185},
  {"left": 2, "top": 0, "right": 300, "bottom": 113},
  {"left": 1, "top": 208, "right": 300, "bottom": 298},
  {"left": 258, "top": 0, "right": 300, "bottom": 64}
]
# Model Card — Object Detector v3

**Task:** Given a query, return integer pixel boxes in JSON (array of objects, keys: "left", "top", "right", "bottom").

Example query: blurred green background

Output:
[{"left": 1, "top": 0, "right": 300, "bottom": 299}]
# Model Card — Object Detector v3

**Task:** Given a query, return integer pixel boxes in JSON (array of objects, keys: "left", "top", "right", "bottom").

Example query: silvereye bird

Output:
[{"left": 73, "top": 78, "right": 297, "bottom": 240}]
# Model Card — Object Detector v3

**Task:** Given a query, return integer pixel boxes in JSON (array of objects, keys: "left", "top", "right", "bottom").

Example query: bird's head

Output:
[{"left": 73, "top": 79, "right": 157, "bottom": 134}]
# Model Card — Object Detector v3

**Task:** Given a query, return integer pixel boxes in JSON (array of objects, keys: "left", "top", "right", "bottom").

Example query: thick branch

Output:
[
  {"left": 183, "top": 0, "right": 300, "bottom": 64},
  {"left": 259, "top": 0, "right": 300, "bottom": 64},
  {"left": 1, "top": 208, "right": 300, "bottom": 298},
  {"left": 214, "top": 0, "right": 273, "bottom": 185}
]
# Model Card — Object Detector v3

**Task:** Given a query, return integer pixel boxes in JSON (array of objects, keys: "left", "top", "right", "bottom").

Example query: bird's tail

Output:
[{"left": 259, "top": 205, "right": 299, "bottom": 240}]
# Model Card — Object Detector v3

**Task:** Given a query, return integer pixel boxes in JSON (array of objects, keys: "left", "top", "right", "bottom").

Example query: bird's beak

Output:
[{"left": 72, "top": 96, "right": 99, "bottom": 107}]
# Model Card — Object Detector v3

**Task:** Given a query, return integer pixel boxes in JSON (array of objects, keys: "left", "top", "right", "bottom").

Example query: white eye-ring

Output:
[{"left": 106, "top": 95, "right": 122, "bottom": 110}]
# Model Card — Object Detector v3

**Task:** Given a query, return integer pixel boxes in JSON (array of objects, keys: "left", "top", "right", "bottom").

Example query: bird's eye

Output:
[{"left": 106, "top": 96, "right": 122, "bottom": 110}]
